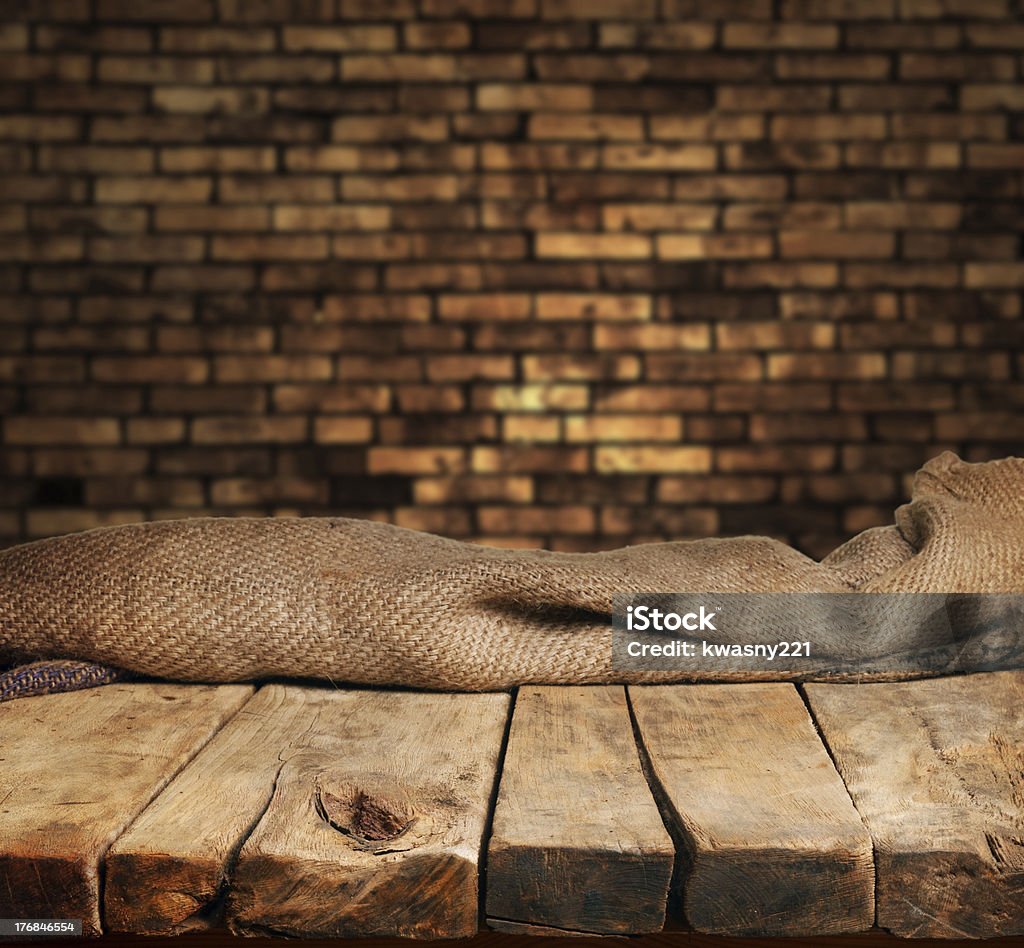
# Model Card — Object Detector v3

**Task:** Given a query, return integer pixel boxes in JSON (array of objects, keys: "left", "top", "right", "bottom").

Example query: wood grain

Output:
[
  {"left": 105, "top": 684, "right": 337, "bottom": 933},
  {"left": 0, "top": 683, "right": 252, "bottom": 935},
  {"left": 486, "top": 685, "right": 674, "bottom": 935},
  {"left": 630, "top": 683, "right": 874, "bottom": 937},
  {"left": 805, "top": 671, "right": 1024, "bottom": 939},
  {"left": 227, "top": 689, "right": 510, "bottom": 939}
]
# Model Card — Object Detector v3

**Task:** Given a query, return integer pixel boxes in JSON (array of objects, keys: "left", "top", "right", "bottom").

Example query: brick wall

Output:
[{"left": 1, "top": 0, "right": 1023, "bottom": 557}]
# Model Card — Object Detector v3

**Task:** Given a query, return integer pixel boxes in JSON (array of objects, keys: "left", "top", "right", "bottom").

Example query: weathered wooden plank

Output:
[
  {"left": 805, "top": 671, "right": 1024, "bottom": 939},
  {"left": 227, "top": 690, "right": 509, "bottom": 939},
  {"left": 485, "top": 685, "right": 674, "bottom": 935},
  {"left": 630, "top": 683, "right": 874, "bottom": 936},
  {"left": 106, "top": 684, "right": 328, "bottom": 933},
  {"left": 0, "top": 683, "right": 252, "bottom": 936}
]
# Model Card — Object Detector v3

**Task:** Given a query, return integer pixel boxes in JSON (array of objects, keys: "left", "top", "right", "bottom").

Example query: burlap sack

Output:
[{"left": 1, "top": 451, "right": 1021, "bottom": 696}]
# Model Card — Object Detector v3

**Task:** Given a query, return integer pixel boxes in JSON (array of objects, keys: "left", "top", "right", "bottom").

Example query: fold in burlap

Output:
[{"left": 1, "top": 452, "right": 1022, "bottom": 697}]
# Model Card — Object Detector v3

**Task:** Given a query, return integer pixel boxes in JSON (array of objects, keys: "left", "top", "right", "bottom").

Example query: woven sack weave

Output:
[{"left": 1, "top": 451, "right": 1022, "bottom": 697}]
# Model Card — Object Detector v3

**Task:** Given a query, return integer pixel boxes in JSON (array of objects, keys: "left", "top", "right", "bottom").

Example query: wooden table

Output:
[{"left": 0, "top": 673, "right": 1021, "bottom": 941}]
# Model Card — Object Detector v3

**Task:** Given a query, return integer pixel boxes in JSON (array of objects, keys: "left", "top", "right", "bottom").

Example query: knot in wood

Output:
[{"left": 316, "top": 783, "right": 414, "bottom": 843}]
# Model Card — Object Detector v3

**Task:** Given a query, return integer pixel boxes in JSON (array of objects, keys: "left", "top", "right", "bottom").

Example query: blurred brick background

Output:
[{"left": 1, "top": 0, "right": 1022, "bottom": 556}]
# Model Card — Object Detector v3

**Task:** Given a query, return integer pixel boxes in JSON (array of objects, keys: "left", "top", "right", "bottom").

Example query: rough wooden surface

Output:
[
  {"left": 486, "top": 686, "right": 674, "bottom": 935},
  {"left": 106, "top": 684, "right": 335, "bottom": 933},
  {"left": 806, "top": 671, "right": 1024, "bottom": 939},
  {"left": 0, "top": 684, "right": 252, "bottom": 935},
  {"left": 227, "top": 690, "right": 510, "bottom": 939},
  {"left": 630, "top": 683, "right": 874, "bottom": 937}
]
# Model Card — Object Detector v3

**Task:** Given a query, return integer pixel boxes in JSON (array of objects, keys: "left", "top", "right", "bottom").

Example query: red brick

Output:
[
  {"left": 217, "top": 56, "right": 335, "bottom": 83},
  {"left": 717, "top": 322, "right": 834, "bottom": 350},
  {"left": 602, "top": 143, "right": 717, "bottom": 170},
  {"left": 219, "top": 175, "right": 333, "bottom": 202},
  {"left": 478, "top": 84, "right": 592, "bottom": 111},
  {"left": 717, "top": 445, "right": 835, "bottom": 473},
  {"left": 152, "top": 386, "right": 266, "bottom": 414},
  {"left": 92, "top": 356, "right": 209, "bottom": 384},
  {"left": 961, "top": 85, "right": 1024, "bottom": 111},
  {"left": 838, "top": 84, "right": 952, "bottom": 111},
  {"left": 211, "top": 235, "right": 328, "bottom": 261},
  {"left": 0, "top": 115, "right": 82, "bottom": 140},
  {"left": 776, "top": 54, "right": 890, "bottom": 80},
  {"left": 900, "top": 53, "right": 1014, "bottom": 80},
  {"left": 595, "top": 446, "right": 711, "bottom": 474},
  {"left": 523, "top": 354, "right": 640, "bottom": 381},
  {"left": 321, "top": 295, "right": 431, "bottom": 322},
  {"left": 0, "top": 54, "right": 90, "bottom": 81},
  {"left": 472, "top": 385, "right": 588, "bottom": 412},
  {"left": 768, "top": 353, "right": 886, "bottom": 380},
  {"left": 5, "top": 416, "right": 120, "bottom": 445},
  {"left": 192, "top": 416, "right": 307, "bottom": 444},
  {"left": 272, "top": 205, "right": 391, "bottom": 232},
  {"left": 603, "top": 204, "right": 717, "bottom": 232},
  {"left": 472, "top": 446, "right": 588, "bottom": 473},
  {"left": 967, "top": 144, "right": 1024, "bottom": 168},
  {"left": 95, "top": 176, "right": 211, "bottom": 203},
  {"left": 343, "top": 175, "right": 458, "bottom": 201},
  {"left": 779, "top": 0, "right": 894, "bottom": 16},
  {"left": 503, "top": 415, "right": 560, "bottom": 442},
  {"left": 723, "top": 23, "right": 838, "bottom": 48},
  {"left": 159, "top": 146, "right": 276, "bottom": 172},
  {"left": 274, "top": 384, "right": 390, "bottom": 413},
  {"left": 779, "top": 231, "right": 895, "bottom": 259},
  {"left": 723, "top": 263, "right": 838, "bottom": 288},
  {"left": 41, "top": 145, "right": 157, "bottom": 174},
  {"left": 771, "top": 115, "right": 887, "bottom": 140},
  {"left": 155, "top": 206, "right": 269, "bottom": 231},
  {"left": 535, "top": 293, "right": 651, "bottom": 321},
  {"left": 893, "top": 114, "right": 1005, "bottom": 140},
  {"left": 159, "top": 26, "right": 276, "bottom": 51},
  {"left": 844, "top": 201, "right": 961, "bottom": 229},
  {"left": 845, "top": 263, "right": 959, "bottom": 288},
  {"left": 26, "top": 510, "right": 144, "bottom": 539},
  {"left": 646, "top": 353, "right": 762, "bottom": 382},
  {"left": 964, "top": 264, "right": 1024, "bottom": 288},
  {"left": 211, "top": 477, "right": 328, "bottom": 505},
  {"left": 438, "top": 294, "right": 531, "bottom": 321},
  {"left": 90, "top": 236, "right": 205, "bottom": 263},
  {"left": 368, "top": 446, "right": 465, "bottom": 474},
  {"left": 536, "top": 233, "right": 650, "bottom": 259},
  {"left": 157, "top": 327, "right": 274, "bottom": 353},
  {"left": 215, "top": 355, "right": 332, "bottom": 383},
  {"left": 650, "top": 115, "right": 764, "bottom": 141},
  {"left": 0, "top": 235, "right": 83, "bottom": 262},
  {"left": 566, "top": 415, "right": 682, "bottom": 442},
  {"left": 658, "top": 234, "right": 774, "bottom": 259},
  {"left": 152, "top": 87, "right": 270, "bottom": 114},
  {"left": 403, "top": 21, "right": 471, "bottom": 48},
  {"left": 657, "top": 475, "right": 775, "bottom": 504},
  {"left": 97, "top": 56, "right": 214, "bottom": 83},
  {"left": 284, "top": 146, "right": 398, "bottom": 172},
  {"left": 151, "top": 266, "right": 255, "bottom": 292},
  {"left": 282, "top": 24, "right": 395, "bottom": 50},
  {"left": 96, "top": 0, "right": 213, "bottom": 20},
  {"left": 313, "top": 416, "right": 374, "bottom": 444},
  {"left": 542, "top": 0, "right": 653, "bottom": 16},
  {"left": 845, "top": 142, "right": 959, "bottom": 169},
  {"left": 529, "top": 114, "right": 644, "bottom": 141}
]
